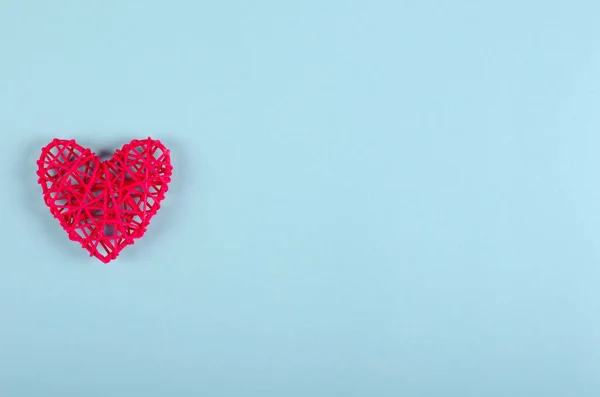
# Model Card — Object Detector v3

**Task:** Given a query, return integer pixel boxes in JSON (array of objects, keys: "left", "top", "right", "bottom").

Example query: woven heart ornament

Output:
[{"left": 36, "top": 138, "right": 173, "bottom": 263}]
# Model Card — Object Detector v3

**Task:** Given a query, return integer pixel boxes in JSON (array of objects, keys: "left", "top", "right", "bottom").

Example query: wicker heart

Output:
[{"left": 36, "top": 138, "right": 173, "bottom": 263}]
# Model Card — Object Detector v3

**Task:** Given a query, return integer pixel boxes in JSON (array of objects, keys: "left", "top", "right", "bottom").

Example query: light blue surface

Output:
[{"left": 1, "top": 1, "right": 599, "bottom": 396}]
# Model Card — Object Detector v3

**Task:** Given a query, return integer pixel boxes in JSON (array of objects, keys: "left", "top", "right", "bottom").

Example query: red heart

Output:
[{"left": 36, "top": 138, "right": 173, "bottom": 263}]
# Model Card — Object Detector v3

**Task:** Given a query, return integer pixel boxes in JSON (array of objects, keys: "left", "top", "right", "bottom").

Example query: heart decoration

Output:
[{"left": 36, "top": 138, "right": 173, "bottom": 263}]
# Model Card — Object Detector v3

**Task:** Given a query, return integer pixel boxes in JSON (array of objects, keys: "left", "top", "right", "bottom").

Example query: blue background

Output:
[{"left": 1, "top": 1, "right": 599, "bottom": 396}]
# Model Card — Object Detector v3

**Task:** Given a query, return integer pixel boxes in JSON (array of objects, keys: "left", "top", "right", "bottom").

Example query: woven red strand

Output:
[{"left": 36, "top": 138, "right": 173, "bottom": 263}]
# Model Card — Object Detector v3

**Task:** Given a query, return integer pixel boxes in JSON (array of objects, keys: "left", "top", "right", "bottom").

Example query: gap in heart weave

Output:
[{"left": 36, "top": 138, "right": 173, "bottom": 263}]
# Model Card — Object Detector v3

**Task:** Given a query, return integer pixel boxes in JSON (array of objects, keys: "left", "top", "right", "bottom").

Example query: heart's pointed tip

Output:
[{"left": 95, "top": 254, "right": 116, "bottom": 264}]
